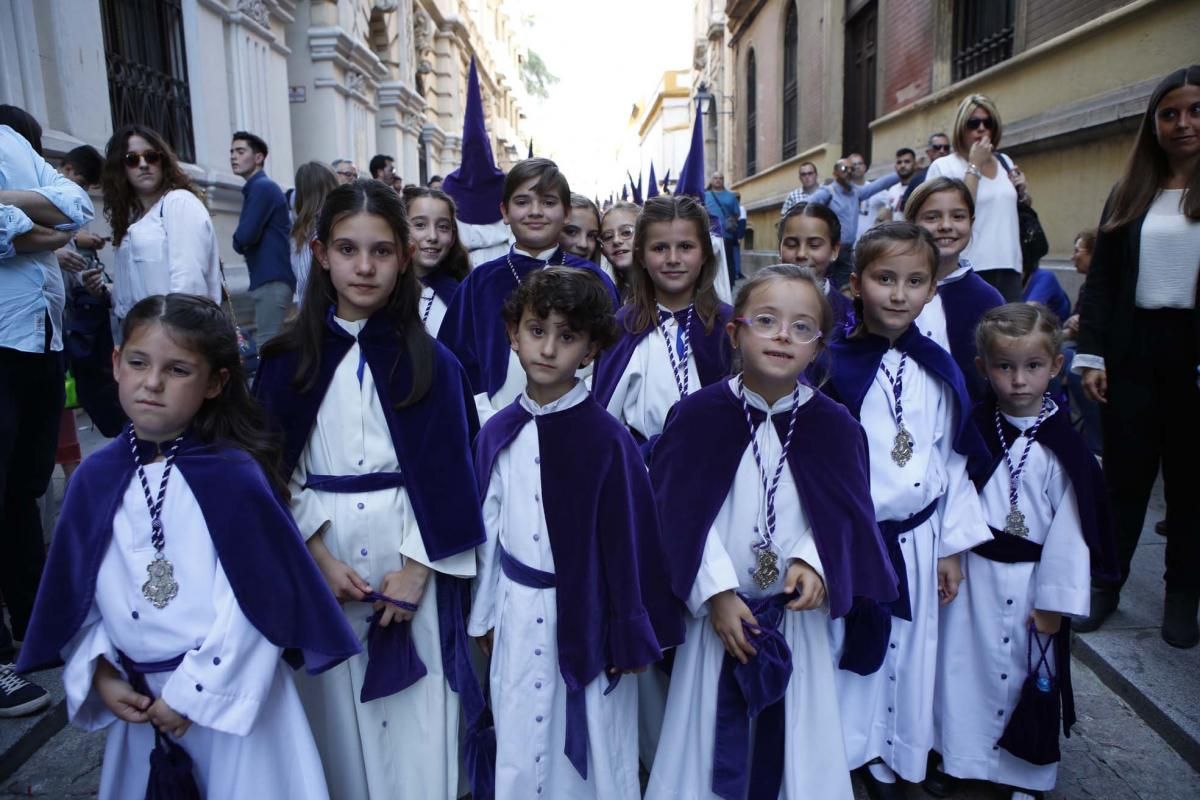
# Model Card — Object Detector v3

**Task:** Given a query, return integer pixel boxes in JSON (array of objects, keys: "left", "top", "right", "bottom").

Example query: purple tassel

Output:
[{"left": 144, "top": 730, "right": 201, "bottom": 800}]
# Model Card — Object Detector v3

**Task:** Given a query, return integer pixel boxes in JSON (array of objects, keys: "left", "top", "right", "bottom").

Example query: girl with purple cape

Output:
[{"left": 645, "top": 265, "right": 897, "bottom": 800}]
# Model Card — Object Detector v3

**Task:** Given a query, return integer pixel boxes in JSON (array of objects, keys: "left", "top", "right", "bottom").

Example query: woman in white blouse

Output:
[
  {"left": 100, "top": 125, "right": 221, "bottom": 323},
  {"left": 924, "top": 94, "right": 1023, "bottom": 301}
]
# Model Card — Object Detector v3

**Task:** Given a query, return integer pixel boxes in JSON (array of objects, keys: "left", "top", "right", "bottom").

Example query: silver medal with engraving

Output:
[
  {"left": 881, "top": 355, "right": 913, "bottom": 468},
  {"left": 993, "top": 397, "right": 1051, "bottom": 541},
  {"left": 128, "top": 427, "right": 184, "bottom": 610}
]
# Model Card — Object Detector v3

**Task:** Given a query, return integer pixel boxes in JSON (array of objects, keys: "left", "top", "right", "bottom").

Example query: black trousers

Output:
[
  {"left": 0, "top": 343, "right": 63, "bottom": 640},
  {"left": 1100, "top": 309, "right": 1199, "bottom": 596},
  {"left": 977, "top": 268, "right": 1023, "bottom": 303}
]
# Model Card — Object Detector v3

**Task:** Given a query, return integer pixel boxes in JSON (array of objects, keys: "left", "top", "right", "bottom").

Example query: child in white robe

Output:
[
  {"left": 17, "top": 294, "right": 360, "bottom": 800},
  {"left": 824, "top": 223, "right": 992, "bottom": 795},
  {"left": 254, "top": 180, "right": 488, "bottom": 800},
  {"left": 402, "top": 186, "right": 471, "bottom": 337},
  {"left": 931, "top": 303, "right": 1116, "bottom": 800}
]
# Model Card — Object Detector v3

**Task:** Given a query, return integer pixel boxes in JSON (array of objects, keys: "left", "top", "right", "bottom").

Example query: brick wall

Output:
[{"left": 882, "top": 0, "right": 935, "bottom": 114}]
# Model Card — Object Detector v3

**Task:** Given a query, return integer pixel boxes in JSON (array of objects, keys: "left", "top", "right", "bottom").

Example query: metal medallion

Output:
[
  {"left": 1004, "top": 507, "right": 1030, "bottom": 538},
  {"left": 751, "top": 547, "right": 781, "bottom": 590},
  {"left": 891, "top": 427, "right": 915, "bottom": 467},
  {"left": 142, "top": 552, "right": 179, "bottom": 609}
]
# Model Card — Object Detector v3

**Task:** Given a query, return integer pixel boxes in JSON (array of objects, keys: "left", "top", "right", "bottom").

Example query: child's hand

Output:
[
  {"left": 147, "top": 697, "right": 191, "bottom": 738},
  {"left": 307, "top": 532, "right": 371, "bottom": 602},
  {"left": 92, "top": 658, "right": 151, "bottom": 724},
  {"left": 375, "top": 560, "right": 432, "bottom": 627},
  {"left": 608, "top": 665, "right": 649, "bottom": 676},
  {"left": 710, "top": 590, "right": 759, "bottom": 664},
  {"left": 1031, "top": 609, "right": 1063, "bottom": 635},
  {"left": 937, "top": 555, "right": 964, "bottom": 606},
  {"left": 475, "top": 630, "right": 494, "bottom": 658},
  {"left": 783, "top": 560, "right": 827, "bottom": 611}
]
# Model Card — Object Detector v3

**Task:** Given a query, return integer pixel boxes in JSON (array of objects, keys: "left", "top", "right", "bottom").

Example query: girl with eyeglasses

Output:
[
  {"left": 645, "top": 264, "right": 896, "bottom": 800},
  {"left": 597, "top": 201, "right": 640, "bottom": 299},
  {"left": 101, "top": 125, "right": 221, "bottom": 328},
  {"left": 923, "top": 94, "right": 1024, "bottom": 302}
]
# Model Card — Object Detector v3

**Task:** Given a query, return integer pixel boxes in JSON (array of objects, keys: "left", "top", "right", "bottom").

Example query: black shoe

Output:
[
  {"left": 1155, "top": 519, "right": 1167, "bottom": 537},
  {"left": 1075, "top": 588, "right": 1119, "bottom": 633},
  {"left": 1162, "top": 594, "right": 1200, "bottom": 649},
  {"left": 922, "top": 764, "right": 957, "bottom": 797},
  {"left": 0, "top": 663, "right": 52, "bottom": 718},
  {"left": 857, "top": 767, "right": 907, "bottom": 800}
]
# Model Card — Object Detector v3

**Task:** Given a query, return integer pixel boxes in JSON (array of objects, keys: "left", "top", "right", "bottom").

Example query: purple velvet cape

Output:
[
  {"left": 473, "top": 393, "right": 685, "bottom": 690},
  {"left": 17, "top": 433, "right": 361, "bottom": 676},
  {"left": 649, "top": 381, "right": 898, "bottom": 622},
  {"left": 933, "top": 267, "right": 1004, "bottom": 404},
  {"left": 591, "top": 302, "right": 734, "bottom": 408},
  {"left": 824, "top": 326, "right": 991, "bottom": 479},
  {"left": 437, "top": 247, "right": 620, "bottom": 397},
  {"left": 253, "top": 308, "right": 486, "bottom": 562},
  {"left": 972, "top": 394, "right": 1120, "bottom": 584},
  {"left": 827, "top": 283, "right": 857, "bottom": 339},
  {"left": 421, "top": 270, "right": 460, "bottom": 306}
]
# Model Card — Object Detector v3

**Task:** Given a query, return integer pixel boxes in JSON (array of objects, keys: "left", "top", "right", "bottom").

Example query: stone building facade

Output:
[
  {"left": 699, "top": 0, "right": 1197, "bottom": 258},
  {"left": 0, "top": 0, "right": 529, "bottom": 284}
]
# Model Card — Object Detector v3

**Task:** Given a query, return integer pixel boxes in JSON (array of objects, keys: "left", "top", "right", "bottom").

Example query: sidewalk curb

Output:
[
  {"left": 0, "top": 700, "right": 66, "bottom": 783},
  {"left": 1072, "top": 631, "right": 1200, "bottom": 774}
]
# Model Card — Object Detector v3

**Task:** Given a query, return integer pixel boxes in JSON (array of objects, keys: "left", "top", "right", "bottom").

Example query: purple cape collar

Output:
[
  {"left": 437, "top": 248, "right": 620, "bottom": 397},
  {"left": 420, "top": 270, "right": 460, "bottom": 306},
  {"left": 935, "top": 267, "right": 1004, "bottom": 404},
  {"left": 473, "top": 392, "right": 684, "bottom": 691},
  {"left": 591, "top": 302, "right": 734, "bottom": 407},
  {"left": 252, "top": 307, "right": 486, "bottom": 561},
  {"left": 17, "top": 431, "right": 361, "bottom": 675}
]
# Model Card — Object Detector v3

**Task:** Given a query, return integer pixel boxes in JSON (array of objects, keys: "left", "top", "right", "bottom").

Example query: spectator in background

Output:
[
  {"left": 288, "top": 161, "right": 338, "bottom": 303},
  {"left": 847, "top": 152, "right": 867, "bottom": 185},
  {"left": 1062, "top": 229, "right": 1103, "bottom": 456},
  {"left": 780, "top": 160, "right": 822, "bottom": 216},
  {"left": 1074, "top": 65, "right": 1200, "bottom": 647},
  {"left": 331, "top": 158, "right": 358, "bottom": 184},
  {"left": 231, "top": 130, "right": 294, "bottom": 344},
  {"left": 101, "top": 125, "right": 221, "bottom": 324},
  {"left": 901, "top": 132, "right": 952, "bottom": 211},
  {"left": 807, "top": 156, "right": 901, "bottom": 287},
  {"left": 705, "top": 171, "right": 744, "bottom": 284},
  {"left": 428, "top": 174, "right": 444, "bottom": 191},
  {"left": 884, "top": 147, "right": 918, "bottom": 221},
  {"left": 1014, "top": 165, "right": 1069, "bottom": 320},
  {"left": 0, "top": 105, "right": 92, "bottom": 716},
  {"left": 369, "top": 153, "right": 395, "bottom": 184},
  {"left": 924, "top": 94, "right": 1023, "bottom": 301}
]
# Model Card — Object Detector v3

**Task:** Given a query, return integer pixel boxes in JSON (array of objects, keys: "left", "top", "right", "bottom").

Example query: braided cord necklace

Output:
[
  {"left": 880, "top": 353, "right": 914, "bottom": 467},
  {"left": 128, "top": 426, "right": 184, "bottom": 609},
  {"left": 658, "top": 304, "right": 694, "bottom": 397},
  {"left": 994, "top": 394, "right": 1051, "bottom": 538}
]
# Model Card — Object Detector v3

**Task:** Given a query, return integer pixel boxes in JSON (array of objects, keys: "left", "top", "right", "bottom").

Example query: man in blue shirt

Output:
[
  {"left": 0, "top": 107, "right": 92, "bottom": 715},
  {"left": 807, "top": 157, "right": 901, "bottom": 287},
  {"left": 231, "top": 131, "right": 293, "bottom": 345}
]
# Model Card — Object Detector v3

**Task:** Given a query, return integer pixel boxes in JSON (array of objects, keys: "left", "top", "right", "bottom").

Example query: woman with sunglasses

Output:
[
  {"left": 924, "top": 95, "right": 1024, "bottom": 301},
  {"left": 101, "top": 125, "right": 221, "bottom": 326}
]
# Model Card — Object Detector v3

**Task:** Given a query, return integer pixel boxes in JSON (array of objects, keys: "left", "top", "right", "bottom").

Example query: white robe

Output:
[
  {"left": 458, "top": 219, "right": 513, "bottom": 268},
  {"left": 61, "top": 468, "right": 329, "bottom": 800},
  {"left": 420, "top": 284, "right": 450, "bottom": 338},
  {"left": 935, "top": 404, "right": 1090, "bottom": 792},
  {"left": 830, "top": 348, "right": 990, "bottom": 782},
  {"left": 468, "top": 381, "right": 641, "bottom": 800},
  {"left": 288, "top": 316, "right": 476, "bottom": 800},
  {"left": 646, "top": 380, "right": 852, "bottom": 799}
]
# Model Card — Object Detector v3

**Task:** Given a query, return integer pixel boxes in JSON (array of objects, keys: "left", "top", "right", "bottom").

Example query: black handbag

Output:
[{"left": 997, "top": 623, "right": 1062, "bottom": 765}]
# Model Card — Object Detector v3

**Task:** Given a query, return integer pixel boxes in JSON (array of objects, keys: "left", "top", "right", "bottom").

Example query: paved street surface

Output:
[{"left": 2, "top": 412, "right": 1198, "bottom": 798}]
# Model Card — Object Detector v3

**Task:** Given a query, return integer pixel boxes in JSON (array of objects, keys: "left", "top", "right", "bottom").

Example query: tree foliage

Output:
[{"left": 521, "top": 51, "right": 558, "bottom": 99}]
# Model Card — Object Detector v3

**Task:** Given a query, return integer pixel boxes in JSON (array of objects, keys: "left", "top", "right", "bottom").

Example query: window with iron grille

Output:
[
  {"left": 746, "top": 50, "right": 757, "bottom": 175},
  {"left": 781, "top": 3, "right": 799, "bottom": 160},
  {"left": 100, "top": 0, "right": 196, "bottom": 163},
  {"left": 952, "top": 0, "right": 1015, "bottom": 82}
]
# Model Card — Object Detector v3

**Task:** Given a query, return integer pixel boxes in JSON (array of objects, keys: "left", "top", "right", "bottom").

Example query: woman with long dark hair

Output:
[
  {"left": 1074, "top": 65, "right": 1200, "bottom": 647},
  {"left": 101, "top": 125, "right": 221, "bottom": 325}
]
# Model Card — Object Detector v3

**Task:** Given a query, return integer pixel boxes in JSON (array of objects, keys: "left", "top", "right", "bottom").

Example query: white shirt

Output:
[
  {"left": 112, "top": 189, "right": 222, "bottom": 320},
  {"left": 1135, "top": 189, "right": 1200, "bottom": 309},
  {"left": 925, "top": 154, "right": 1020, "bottom": 274}
]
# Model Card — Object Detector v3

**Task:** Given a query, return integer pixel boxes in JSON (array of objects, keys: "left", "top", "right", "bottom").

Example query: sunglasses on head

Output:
[
  {"left": 965, "top": 117, "right": 995, "bottom": 131},
  {"left": 124, "top": 150, "right": 162, "bottom": 168}
]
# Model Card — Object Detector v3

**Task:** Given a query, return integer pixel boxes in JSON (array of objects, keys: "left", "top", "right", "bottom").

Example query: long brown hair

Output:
[
  {"left": 401, "top": 186, "right": 471, "bottom": 281},
  {"left": 291, "top": 161, "right": 338, "bottom": 251},
  {"left": 260, "top": 179, "right": 433, "bottom": 408},
  {"left": 102, "top": 125, "right": 202, "bottom": 246},
  {"left": 625, "top": 195, "right": 722, "bottom": 335},
  {"left": 1102, "top": 65, "right": 1200, "bottom": 232}
]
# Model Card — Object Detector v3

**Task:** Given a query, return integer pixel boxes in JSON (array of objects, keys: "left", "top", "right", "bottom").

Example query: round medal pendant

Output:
[
  {"left": 891, "top": 427, "right": 915, "bottom": 467},
  {"left": 1004, "top": 507, "right": 1030, "bottom": 538},
  {"left": 751, "top": 547, "right": 781, "bottom": 590},
  {"left": 142, "top": 552, "right": 179, "bottom": 609}
]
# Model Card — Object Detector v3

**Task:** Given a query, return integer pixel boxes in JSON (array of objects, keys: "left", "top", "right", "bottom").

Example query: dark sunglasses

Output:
[
  {"left": 123, "top": 150, "right": 162, "bottom": 168},
  {"left": 929, "top": 143, "right": 951, "bottom": 152},
  {"left": 965, "top": 117, "right": 995, "bottom": 131}
]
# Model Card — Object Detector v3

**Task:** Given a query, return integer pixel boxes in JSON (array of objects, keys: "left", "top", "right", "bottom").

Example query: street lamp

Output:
[{"left": 696, "top": 82, "right": 714, "bottom": 115}]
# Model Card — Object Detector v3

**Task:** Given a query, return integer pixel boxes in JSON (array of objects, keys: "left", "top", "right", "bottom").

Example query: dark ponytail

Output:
[{"left": 121, "top": 294, "right": 289, "bottom": 498}]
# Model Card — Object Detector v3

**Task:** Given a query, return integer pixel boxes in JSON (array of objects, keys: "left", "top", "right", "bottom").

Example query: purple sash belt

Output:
[
  {"left": 303, "top": 471, "right": 405, "bottom": 493},
  {"left": 876, "top": 499, "right": 938, "bottom": 621},
  {"left": 973, "top": 527, "right": 1044, "bottom": 563},
  {"left": 712, "top": 592, "right": 795, "bottom": 800},
  {"left": 498, "top": 544, "right": 614, "bottom": 781},
  {"left": 116, "top": 650, "right": 200, "bottom": 800}
]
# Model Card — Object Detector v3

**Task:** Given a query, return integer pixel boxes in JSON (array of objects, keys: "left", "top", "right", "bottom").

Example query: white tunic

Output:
[
  {"left": 646, "top": 380, "right": 853, "bottom": 800},
  {"left": 61, "top": 469, "right": 329, "bottom": 800},
  {"left": 468, "top": 381, "right": 641, "bottom": 800},
  {"left": 831, "top": 348, "right": 990, "bottom": 782},
  {"left": 603, "top": 307, "right": 701, "bottom": 441},
  {"left": 419, "top": 284, "right": 450, "bottom": 337},
  {"left": 288, "top": 316, "right": 476, "bottom": 800},
  {"left": 935, "top": 404, "right": 1090, "bottom": 792}
]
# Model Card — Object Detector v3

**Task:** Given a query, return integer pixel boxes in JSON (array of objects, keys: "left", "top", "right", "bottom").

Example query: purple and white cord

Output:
[
  {"left": 994, "top": 393, "right": 1051, "bottom": 522},
  {"left": 737, "top": 376, "right": 803, "bottom": 558},
  {"left": 659, "top": 304, "right": 694, "bottom": 397},
  {"left": 879, "top": 353, "right": 909, "bottom": 434},
  {"left": 127, "top": 426, "right": 183, "bottom": 555}
]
